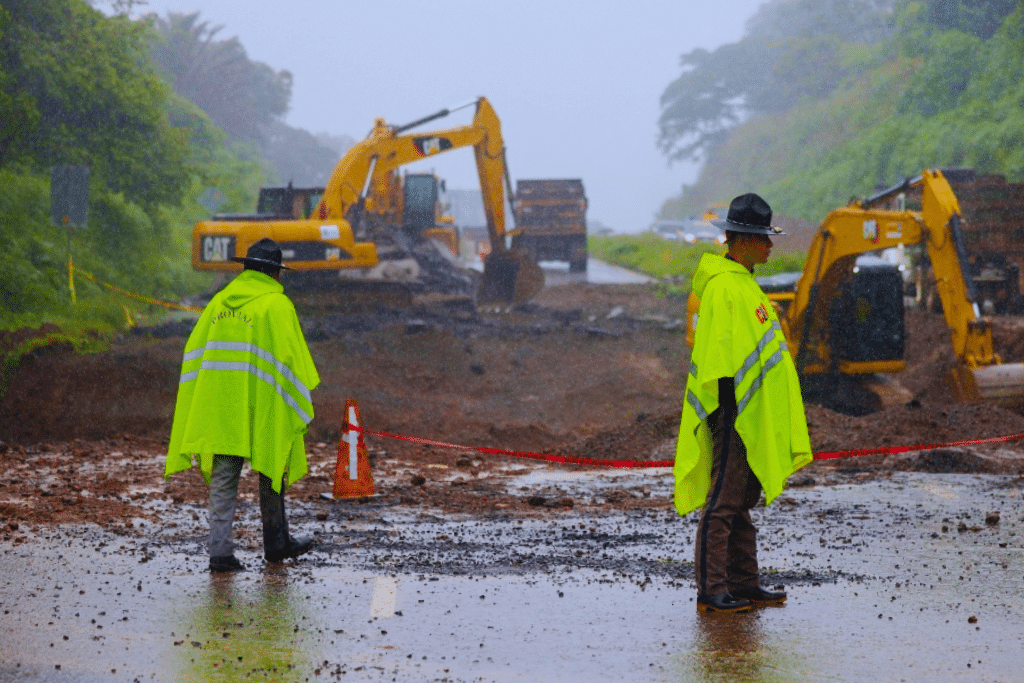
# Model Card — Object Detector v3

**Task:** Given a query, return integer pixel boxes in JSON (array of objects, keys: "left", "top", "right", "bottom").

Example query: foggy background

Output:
[{"left": 99, "top": 0, "right": 766, "bottom": 233}]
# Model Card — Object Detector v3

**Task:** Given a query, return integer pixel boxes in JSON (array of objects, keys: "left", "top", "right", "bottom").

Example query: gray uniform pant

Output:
[
  {"left": 693, "top": 399, "right": 762, "bottom": 597},
  {"left": 208, "top": 454, "right": 289, "bottom": 558}
]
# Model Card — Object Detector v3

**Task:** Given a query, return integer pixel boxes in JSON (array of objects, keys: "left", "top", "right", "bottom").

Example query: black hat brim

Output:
[
  {"left": 229, "top": 256, "right": 291, "bottom": 270},
  {"left": 712, "top": 218, "right": 785, "bottom": 235}
]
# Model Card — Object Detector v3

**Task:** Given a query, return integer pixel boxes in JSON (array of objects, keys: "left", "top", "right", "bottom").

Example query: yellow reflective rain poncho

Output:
[
  {"left": 165, "top": 270, "right": 320, "bottom": 493},
  {"left": 674, "top": 253, "right": 812, "bottom": 515}
]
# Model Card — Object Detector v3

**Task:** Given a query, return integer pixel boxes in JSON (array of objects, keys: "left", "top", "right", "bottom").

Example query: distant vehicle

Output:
[{"left": 649, "top": 218, "right": 725, "bottom": 244}]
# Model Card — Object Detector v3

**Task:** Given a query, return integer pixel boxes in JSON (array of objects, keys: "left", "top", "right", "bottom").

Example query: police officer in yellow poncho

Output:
[
  {"left": 166, "top": 238, "right": 320, "bottom": 573},
  {"left": 675, "top": 194, "right": 812, "bottom": 613}
]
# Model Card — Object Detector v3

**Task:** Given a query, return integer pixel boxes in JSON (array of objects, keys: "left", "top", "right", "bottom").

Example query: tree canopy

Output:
[
  {"left": 0, "top": 0, "right": 192, "bottom": 208},
  {"left": 0, "top": 0, "right": 271, "bottom": 326},
  {"left": 147, "top": 11, "right": 345, "bottom": 185},
  {"left": 148, "top": 12, "right": 292, "bottom": 145},
  {"left": 658, "top": 0, "right": 897, "bottom": 163},
  {"left": 659, "top": 0, "right": 1024, "bottom": 220}
]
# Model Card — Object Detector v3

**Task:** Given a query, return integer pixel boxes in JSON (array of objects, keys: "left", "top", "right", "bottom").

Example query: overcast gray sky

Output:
[{"left": 114, "top": 0, "right": 767, "bottom": 232}]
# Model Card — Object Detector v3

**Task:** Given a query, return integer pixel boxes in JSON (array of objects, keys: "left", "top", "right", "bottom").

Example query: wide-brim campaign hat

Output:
[
  {"left": 712, "top": 193, "right": 785, "bottom": 235},
  {"left": 230, "top": 237, "right": 291, "bottom": 269}
]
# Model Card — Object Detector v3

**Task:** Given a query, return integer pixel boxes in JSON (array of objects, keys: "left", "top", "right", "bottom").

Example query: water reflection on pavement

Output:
[
  {"left": 542, "top": 259, "right": 657, "bottom": 286},
  {"left": 1, "top": 473, "right": 1022, "bottom": 682}
]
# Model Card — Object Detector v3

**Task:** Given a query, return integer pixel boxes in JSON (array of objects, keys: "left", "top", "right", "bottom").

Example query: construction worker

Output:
[
  {"left": 674, "top": 193, "right": 813, "bottom": 613},
  {"left": 165, "top": 238, "right": 319, "bottom": 573}
]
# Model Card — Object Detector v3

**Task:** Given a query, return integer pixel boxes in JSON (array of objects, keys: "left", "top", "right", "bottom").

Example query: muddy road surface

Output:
[{"left": 2, "top": 281, "right": 1024, "bottom": 682}]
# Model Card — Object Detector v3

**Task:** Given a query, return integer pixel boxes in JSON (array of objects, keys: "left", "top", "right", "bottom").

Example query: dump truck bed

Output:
[{"left": 513, "top": 179, "right": 588, "bottom": 271}]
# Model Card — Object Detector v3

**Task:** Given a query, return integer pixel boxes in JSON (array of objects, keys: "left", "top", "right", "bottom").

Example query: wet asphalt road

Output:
[
  {"left": 465, "top": 258, "right": 657, "bottom": 286},
  {"left": 1, "top": 469, "right": 1022, "bottom": 682},
  {"left": 541, "top": 259, "right": 656, "bottom": 286}
]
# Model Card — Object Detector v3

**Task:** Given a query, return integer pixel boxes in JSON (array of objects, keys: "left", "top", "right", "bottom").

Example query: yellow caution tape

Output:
[
  {"left": 68, "top": 253, "right": 77, "bottom": 304},
  {"left": 69, "top": 261, "right": 203, "bottom": 314}
]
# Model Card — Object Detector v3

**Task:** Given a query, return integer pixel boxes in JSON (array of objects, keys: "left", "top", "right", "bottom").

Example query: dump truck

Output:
[{"left": 512, "top": 179, "right": 588, "bottom": 273}]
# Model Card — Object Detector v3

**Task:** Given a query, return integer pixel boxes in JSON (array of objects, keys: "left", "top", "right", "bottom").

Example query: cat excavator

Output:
[
  {"left": 192, "top": 97, "right": 542, "bottom": 304},
  {"left": 687, "top": 169, "right": 1024, "bottom": 413}
]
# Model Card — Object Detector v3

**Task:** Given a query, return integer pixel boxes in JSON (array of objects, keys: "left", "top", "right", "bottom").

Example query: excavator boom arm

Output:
[
  {"left": 786, "top": 169, "right": 1016, "bottom": 403},
  {"left": 320, "top": 98, "right": 510, "bottom": 250},
  {"left": 317, "top": 97, "right": 541, "bottom": 303}
]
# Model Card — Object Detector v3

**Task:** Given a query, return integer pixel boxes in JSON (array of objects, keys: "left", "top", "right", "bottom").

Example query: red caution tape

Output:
[
  {"left": 353, "top": 426, "right": 1024, "bottom": 468},
  {"left": 812, "top": 431, "right": 1024, "bottom": 460}
]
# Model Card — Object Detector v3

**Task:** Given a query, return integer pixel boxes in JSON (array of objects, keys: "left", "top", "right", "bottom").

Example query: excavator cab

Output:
[
  {"left": 827, "top": 256, "right": 905, "bottom": 364},
  {"left": 401, "top": 174, "right": 439, "bottom": 235},
  {"left": 256, "top": 185, "right": 324, "bottom": 220}
]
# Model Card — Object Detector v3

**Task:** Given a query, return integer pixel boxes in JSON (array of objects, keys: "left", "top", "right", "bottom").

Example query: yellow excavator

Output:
[
  {"left": 192, "top": 97, "right": 542, "bottom": 304},
  {"left": 687, "top": 169, "right": 1024, "bottom": 413}
]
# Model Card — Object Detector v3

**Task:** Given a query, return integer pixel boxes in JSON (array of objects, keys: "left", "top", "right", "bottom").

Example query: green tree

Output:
[
  {"left": 148, "top": 12, "right": 292, "bottom": 144},
  {"left": 897, "top": 29, "right": 984, "bottom": 117},
  {"left": 922, "top": 0, "right": 1020, "bottom": 38},
  {"left": 663, "top": 4, "right": 1024, "bottom": 222},
  {"left": 0, "top": 0, "right": 192, "bottom": 209},
  {"left": 658, "top": 0, "right": 896, "bottom": 163},
  {"left": 657, "top": 41, "right": 765, "bottom": 163},
  {"left": 0, "top": 0, "right": 275, "bottom": 328}
]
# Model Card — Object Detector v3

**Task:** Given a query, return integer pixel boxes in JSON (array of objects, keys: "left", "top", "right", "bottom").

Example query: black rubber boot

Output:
[
  {"left": 731, "top": 586, "right": 788, "bottom": 605},
  {"left": 209, "top": 555, "right": 245, "bottom": 573},
  {"left": 259, "top": 473, "right": 289, "bottom": 562},
  {"left": 260, "top": 473, "right": 315, "bottom": 563},
  {"left": 696, "top": 592, "right": 753, "bottom": 613}
]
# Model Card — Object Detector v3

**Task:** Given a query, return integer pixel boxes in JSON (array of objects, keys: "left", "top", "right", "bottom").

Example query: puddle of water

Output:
[
  {"left": 505, "top": 466, "right": 674, "bottom": 503},
  {"left": 369, "top": 577, "right": 397, "bottom": 618}
]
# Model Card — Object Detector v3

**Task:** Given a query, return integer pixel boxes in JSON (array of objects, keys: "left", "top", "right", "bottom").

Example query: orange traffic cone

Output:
[{"left": 330, "top": 399, "right": 376, "bottom": 499}]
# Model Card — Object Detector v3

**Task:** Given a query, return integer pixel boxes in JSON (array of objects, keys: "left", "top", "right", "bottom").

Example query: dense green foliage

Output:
[
  {"left": 658, "top": 0, "right": 896, "bottom": 164},
  {"left": 0, "top": 0, "right": 192, "bottom": 206},
  {"left": 0, "top": 0, "right": 268, "bottom": 335},
  {"left": 588, "top": 234, "right": 806, "bottom": 296},
  {"left": 659, "top": 0, "right": 1024, "bottom": 223}
]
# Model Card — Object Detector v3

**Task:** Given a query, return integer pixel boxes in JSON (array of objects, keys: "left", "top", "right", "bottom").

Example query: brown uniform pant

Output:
[{"left": 694, "top": 396, "right": 762, "bottom": 597}]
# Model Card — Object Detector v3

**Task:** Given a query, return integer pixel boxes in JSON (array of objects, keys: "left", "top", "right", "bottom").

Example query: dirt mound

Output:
[
  {"left": 0, "top": 338, "right": 182, "bottom": 442},
  {"left": 558, "top": 412, "right": 679, "bottom": 463},
  {"left": 991, "top": 315, "right": 1024, "bottom": 362},
  {"left": 0, "top": 322, "right": 64, "bottom": 355},
  {"left": 901, "top": 309, "right": 1024, "bottom": 401}
]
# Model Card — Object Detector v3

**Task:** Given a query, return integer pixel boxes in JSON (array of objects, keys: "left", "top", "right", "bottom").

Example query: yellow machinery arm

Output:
[
  {"left": 320, "top": 99, "right": 505, "bottom": 231},
  {"left": 788, "top": 169, "right": 1021, "bottom": 402},
  {"left": 318, "top": 97, "right": 542, "bottom": 303}
]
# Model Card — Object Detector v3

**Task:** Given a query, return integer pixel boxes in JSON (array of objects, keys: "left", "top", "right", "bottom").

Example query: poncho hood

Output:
[{"left": 220, "top": 270, "right": 284, "bottom": 309}]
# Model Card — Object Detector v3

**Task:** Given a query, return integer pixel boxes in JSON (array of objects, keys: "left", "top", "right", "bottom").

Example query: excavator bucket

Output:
[
  {"left": 478, "top": 250, "right": 545, "bottom": 304},
  {"left": 945, "top": 362, "right": 1024, "bottom": 407}
]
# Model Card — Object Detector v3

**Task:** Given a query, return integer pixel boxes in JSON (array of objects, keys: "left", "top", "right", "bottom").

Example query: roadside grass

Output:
[{"left": 589, "top": 233, "right": 806, "bottom": 297}]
